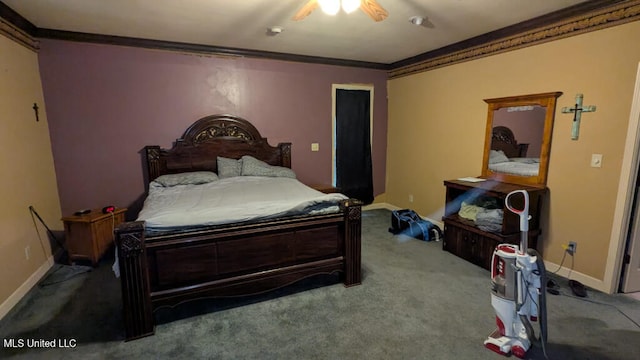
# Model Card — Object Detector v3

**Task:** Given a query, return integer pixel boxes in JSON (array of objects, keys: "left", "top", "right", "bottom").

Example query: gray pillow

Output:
[
  {"left": 241, "top": 155, "right": 296, "bottom": 178},
  {"left": 217, "top": 157, "right": 242, "bottom": 178},
  {"left": 489, "top": 150, "right": 510, "bottom": 164},
  {"left": 154, "top": 171, "right": 218, "bottom": 187}
]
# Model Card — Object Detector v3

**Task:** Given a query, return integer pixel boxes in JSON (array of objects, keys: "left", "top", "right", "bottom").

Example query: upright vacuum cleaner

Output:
[{"left": 484, "top": 190, "right": 548, "bottom": 359}]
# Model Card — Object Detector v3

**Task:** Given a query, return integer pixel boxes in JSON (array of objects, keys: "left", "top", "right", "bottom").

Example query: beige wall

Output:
[
  {"left": 0, "top": 34, "right": 62, "bottom": 317},
  {"left": 386, "top": 21, "right": 640, "bottom": 287}
]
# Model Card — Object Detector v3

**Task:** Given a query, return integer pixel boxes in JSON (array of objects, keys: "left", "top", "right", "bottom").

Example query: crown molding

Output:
[
  {"left": 0, "top": 0, "right": 637, "bottom": 71},
  {"left": 0, "top": 1, "right": 38, "bottom": 50},
  {"left": 34, "top": 28, "right": 389, "bottom": 70},
  {"left": 0, "top": 16, "right": 38, "bottom": 51},
  {"left": 388, "top": 0, "right": 640, "bottom": 79}
]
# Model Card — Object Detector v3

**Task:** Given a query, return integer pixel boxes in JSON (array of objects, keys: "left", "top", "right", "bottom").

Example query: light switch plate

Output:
[
  {"left": 591, "top": 154, "right": 603, "bottom": 168},
  {"left": 311, "top": 143, "right": 319, "bottom": 152}
]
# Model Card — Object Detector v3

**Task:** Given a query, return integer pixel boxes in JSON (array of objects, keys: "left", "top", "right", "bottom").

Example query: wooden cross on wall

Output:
[
  {"left": 32, "top": 103, "right": 40, "bottom": 122},
  {"left": 561, "top": 94, "right": 596, "bottom": 140}
]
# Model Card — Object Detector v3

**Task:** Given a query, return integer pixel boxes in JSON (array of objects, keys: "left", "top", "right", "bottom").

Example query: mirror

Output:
[{"left": 481, "top": 92, "right": 562, "bottom": 186}]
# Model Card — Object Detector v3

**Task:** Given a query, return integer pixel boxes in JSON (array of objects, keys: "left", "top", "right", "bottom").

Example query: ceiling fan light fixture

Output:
[
  {"left": 292, "top": 0, "right": 387, "bottom": 22},
  {"left": 342, "top": 0, "right": 361, "bottom": 14},
  {"left": 318, "top": 0, "right": 340, "bottom": 16}
]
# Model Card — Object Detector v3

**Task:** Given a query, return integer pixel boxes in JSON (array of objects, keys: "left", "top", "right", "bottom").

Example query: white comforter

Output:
[
  {"left": 488, "top": 157, "right": 540, "bottom": 177},
  {"left": 137, "top": 176, "right": 347, "bottom": 230}
]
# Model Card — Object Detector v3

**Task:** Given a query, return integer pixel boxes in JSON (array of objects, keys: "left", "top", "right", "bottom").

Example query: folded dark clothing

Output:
[
  {"left": 476, "top": 208, "right": 503, "bottom": 233},
  {"left": 471, "top": 196, "right": 499, "bottom": 209}
]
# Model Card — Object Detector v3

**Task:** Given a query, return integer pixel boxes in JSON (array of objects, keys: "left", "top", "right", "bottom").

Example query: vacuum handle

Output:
[{"left": 505, "top": 190, "right": 529, "bottom": 232}]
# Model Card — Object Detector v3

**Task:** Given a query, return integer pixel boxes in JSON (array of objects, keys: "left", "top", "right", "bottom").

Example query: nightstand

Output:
[
  {"left": 61, "top": 207, "right": 127, "bottom": 266},
  {"left": 309, "top": 184, "right": 340, "bottom": 194}
]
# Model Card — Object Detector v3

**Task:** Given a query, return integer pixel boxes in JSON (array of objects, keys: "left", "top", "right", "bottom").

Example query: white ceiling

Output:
[{"left": 3, "top": 0, "right": 590, "bottom": 64}]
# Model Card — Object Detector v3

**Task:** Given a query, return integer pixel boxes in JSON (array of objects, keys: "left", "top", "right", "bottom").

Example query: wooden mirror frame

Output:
[{"left": 481, "top": 91, "right": 562, "bottom": 186}]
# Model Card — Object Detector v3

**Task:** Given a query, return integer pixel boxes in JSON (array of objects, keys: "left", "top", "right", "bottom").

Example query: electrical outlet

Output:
[
  {"left": 567, "top": 241, "right": 577, "bottom": 255},
  {"left": 409, "top": 194, "right": 414, "bottom": 203},
  {"left": 25, "top": 246, "right": 31, "bottom": 260}
]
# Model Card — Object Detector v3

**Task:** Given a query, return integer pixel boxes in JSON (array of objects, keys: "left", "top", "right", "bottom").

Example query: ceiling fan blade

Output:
[
  {"left": 360, "top": 0, "right": 388, "bottom": 22},
  {"left": 292, "top": 0, "right": 319, "bottom": 21}
]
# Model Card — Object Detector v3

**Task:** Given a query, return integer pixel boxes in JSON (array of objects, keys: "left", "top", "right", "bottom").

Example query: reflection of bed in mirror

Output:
[{"left": 488, "top": 126, "right": 540, "bottom": 177}]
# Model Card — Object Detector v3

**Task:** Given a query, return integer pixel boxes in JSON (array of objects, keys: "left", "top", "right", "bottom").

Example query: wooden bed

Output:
[
  {"left": 115, "top": 114, "right": 362, "bottom": 341},
  {"left": 491, "top": 126, "right": 528, "bottom": 158}
]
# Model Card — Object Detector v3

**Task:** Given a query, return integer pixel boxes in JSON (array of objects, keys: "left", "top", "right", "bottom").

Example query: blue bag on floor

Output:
[{"left": 389, "top": 209, "right": 442, "bottom": 241}]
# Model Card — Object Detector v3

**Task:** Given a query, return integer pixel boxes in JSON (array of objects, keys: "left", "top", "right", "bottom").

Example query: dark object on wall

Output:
[
  {"left": 389, "top": 209, "right": 442, "bottom": 242},
  {"left": 32, "top": 102, "right": 39, "bottom": 122}
]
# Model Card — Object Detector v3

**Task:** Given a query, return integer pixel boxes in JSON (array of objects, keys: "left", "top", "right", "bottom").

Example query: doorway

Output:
[
  {"left": 618, "top": 62, "right": 640, "bottom": 293},
  {"left": 331, "top": 84, "right": 374, "bottom": 204},
  {"left": 622, "top": 175, "right": 640, "bottom": 292}
]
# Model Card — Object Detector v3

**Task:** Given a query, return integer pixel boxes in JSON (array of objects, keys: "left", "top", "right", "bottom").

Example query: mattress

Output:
[
  {"left": 488, "top": 157, "right": 540, "bottom": 177},
  {"left": 137, "top": 175, "right": 347, "bottom": 231}
]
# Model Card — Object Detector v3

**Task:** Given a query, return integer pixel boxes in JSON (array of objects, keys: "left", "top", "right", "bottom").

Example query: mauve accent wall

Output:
[{"left": 37, "top": 39, "right": 388, "bottom": 218}]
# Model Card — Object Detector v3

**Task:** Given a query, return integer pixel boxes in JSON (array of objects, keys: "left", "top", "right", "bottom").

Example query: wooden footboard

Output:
[{"left": 115, "top": 199, "right": 362, "bottom": 341}]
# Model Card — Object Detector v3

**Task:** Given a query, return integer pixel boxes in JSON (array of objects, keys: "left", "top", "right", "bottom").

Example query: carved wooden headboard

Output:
[
  {"left": 145, "top": 114, "right": 291, "bottom": 183},
  {"left": 491, "top": 126, "right": 528, "bottom": 158}
]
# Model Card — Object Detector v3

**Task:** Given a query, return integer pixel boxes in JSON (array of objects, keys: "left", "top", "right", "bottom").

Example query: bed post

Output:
[
  {"left": 342, "top": 199, "right": 363, "bottom": 287},
  {"left": 115, "top": 221, "right": 154, "bottom": 341},
  {"left": 279, "top": 143, "right": 291, "bottom": 168},
  {"left": 145, "top": 145, "right": 163, "bottom": 182}
]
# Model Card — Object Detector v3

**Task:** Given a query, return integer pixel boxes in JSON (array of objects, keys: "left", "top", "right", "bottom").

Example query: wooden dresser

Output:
[
  {"left": 442, "top": 179, "right": 546, "bottom": 270},
  {"left": 62, "top": 207, "right": 127, "bottom": 266}
]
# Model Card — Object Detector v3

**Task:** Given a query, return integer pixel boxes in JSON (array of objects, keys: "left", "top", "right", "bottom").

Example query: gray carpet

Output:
[{"left": 1, "top": 209, "right": 639, "bottom": 359}]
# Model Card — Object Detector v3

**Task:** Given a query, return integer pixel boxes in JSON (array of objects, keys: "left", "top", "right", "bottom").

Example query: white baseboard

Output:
[
  {"left": 544, "top": 260, "right": 607, "bottom": 293},
  {"left": 367, "top": 203, "right": 608, "bottom": 292},
  {"left": 363, "top": 202, "right": 399, "bottom": 211},
  {"left": 0, "top": 256, "right": 55, "bottom": 321},
  {"left": 364, "top": 202, "right": 444, "bottom": 228}
]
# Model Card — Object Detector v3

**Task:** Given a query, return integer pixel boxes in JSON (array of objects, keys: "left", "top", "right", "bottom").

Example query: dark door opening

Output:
[{"left": 334, "top": 88, "right": 374, "bottom": 204}]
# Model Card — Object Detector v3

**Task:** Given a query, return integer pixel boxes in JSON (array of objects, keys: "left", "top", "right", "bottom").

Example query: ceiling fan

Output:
[{"left": 292, "top": 0, "right": 388, "bottom": 22}]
